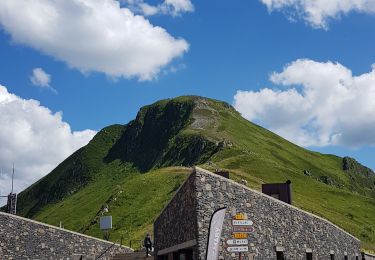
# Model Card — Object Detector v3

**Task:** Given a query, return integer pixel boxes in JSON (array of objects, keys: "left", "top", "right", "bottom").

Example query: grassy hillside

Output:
[
  {"left": 33, "top": 166, "right": 189, "bottom": 246},
  {"left": 14, "top": 96, "right": 375, "bottom": 251}
]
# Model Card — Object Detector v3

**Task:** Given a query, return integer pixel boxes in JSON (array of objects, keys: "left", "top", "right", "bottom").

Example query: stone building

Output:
[{"left": 154, "top": 167, "right": 361, "bottom": 260}]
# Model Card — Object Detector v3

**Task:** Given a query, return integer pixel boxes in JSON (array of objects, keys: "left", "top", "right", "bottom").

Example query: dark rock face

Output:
[
  {"left": 105, "top": 99, "right": 195, "bottom": 172},
  {"left": 157, "top": 135, "right": 222, "bottom": 168},
  {"left": 343, "top": 157, "right": 374, "bottom": 177},
  {"left": 0, "top": 212, "right": 131, "bottom": 259},
  {"left": 343, "top": 157, "right": 375, "bottom": 198},
  {"left": 105, "top": 98, "right": 222, "bottom": 172}
]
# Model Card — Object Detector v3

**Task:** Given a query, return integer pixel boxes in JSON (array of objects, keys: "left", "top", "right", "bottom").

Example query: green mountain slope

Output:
[{"left": 14, "top": 96, "right": 375, "bottom": 250}]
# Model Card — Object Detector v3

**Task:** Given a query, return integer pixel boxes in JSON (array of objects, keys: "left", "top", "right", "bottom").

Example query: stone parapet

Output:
[{"left": 0, "top": 212, "right": 132, "bottom": 259}]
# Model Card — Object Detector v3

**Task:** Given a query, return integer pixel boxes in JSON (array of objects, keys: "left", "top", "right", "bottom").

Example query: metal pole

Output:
[{"left": 11, "top": 163, "right": 14, "bottom": 194}]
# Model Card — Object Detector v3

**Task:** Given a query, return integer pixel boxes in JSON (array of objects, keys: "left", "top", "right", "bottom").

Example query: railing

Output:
[
  {"left": 129, "top": 239, "right": 143, "bottom": 250},
  {"left": 96, "top": 239, "right": 119, "bottom": 259}
]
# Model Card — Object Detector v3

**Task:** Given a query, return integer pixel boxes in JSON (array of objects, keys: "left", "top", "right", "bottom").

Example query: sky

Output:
[{"left": 1, "top": 0, "right": 375, "bottom": 203}]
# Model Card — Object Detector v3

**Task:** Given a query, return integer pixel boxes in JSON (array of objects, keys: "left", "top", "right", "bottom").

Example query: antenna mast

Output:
[
  {"left": 11, "top": 163, "right": 14, "bottom": 194},
  {"left": 7, "top": 164, "right": 17, "bottom": 215}
]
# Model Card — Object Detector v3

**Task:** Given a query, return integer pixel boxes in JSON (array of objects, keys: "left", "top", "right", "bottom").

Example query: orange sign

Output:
[
  {"left": 234, "top": 213, "right": 246, "bottom": 220},
  {"left": 233, "top": 233, "right": 248, "bottom": 239}
]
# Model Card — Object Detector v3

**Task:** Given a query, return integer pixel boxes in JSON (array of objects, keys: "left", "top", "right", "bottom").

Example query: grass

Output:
[{"left": 33, "top": 167, "right": 190, "bottom": 249}]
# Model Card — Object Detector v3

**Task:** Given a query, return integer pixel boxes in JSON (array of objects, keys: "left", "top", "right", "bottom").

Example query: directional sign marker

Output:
[
  {"left": 226, "top": 239, "right": 248, "bottom": 245},
  {"left": 234, "top": 214, "right": 246, "bottom": 220},
  {"left": 233, "top": 233, "right": 248, "bottom": 239},
  {"left": 232, "top": 226, "right": 254, "bottom": 233},
  {"left": 227, "top": 246, "right": 249, "bottom": 253},
  {"left": 232, "top": 220, "right": 253, "bottom": 226}
]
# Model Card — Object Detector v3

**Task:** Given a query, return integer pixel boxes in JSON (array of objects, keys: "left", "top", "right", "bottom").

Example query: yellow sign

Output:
[
  {"left": 234, "top": 213, "right": 246, "bottom": 220},
  {"left": 233, "top": 233, "right": 248, "bottom": 239}
]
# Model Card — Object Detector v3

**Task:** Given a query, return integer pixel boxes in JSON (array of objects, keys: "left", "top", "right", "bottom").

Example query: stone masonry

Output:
[
  {"left": 154, "top": 167, "right": 362, "bottom": 260},
  {"left": 154, "top": 172, "right": 198, "bottom": 258},
  {"left": 0, "top": 212, "right": 132, "bottom": 259}
]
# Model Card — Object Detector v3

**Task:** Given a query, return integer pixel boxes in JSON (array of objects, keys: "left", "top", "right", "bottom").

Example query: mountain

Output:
[{"left": 13, "top": 96, "right": 375, "bottom": 250}]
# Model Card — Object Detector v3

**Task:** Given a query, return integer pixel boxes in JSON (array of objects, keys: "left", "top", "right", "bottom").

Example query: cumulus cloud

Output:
[
  {"left": 0, "top": 0, "right": 189, "bottom": 81},
  {"left": 123, "top": 0, "right": 194, "bottom": 16},
  {"left": 30, "top": 68, "right": 57, "bottom": 93},
  {"left": 260, "top": 0, "right": 375, "bottom": 29},
  {"left": 234, "top": 59, "right": 375, "bottom": 147},
  {"left": 0, "top": 85, "right": 96, "bottom": 204}
]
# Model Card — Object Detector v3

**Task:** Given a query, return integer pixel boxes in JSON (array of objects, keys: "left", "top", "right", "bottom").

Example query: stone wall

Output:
[
  {"left": 194, "top": 167, "right": 361, "bottom": 260},
  {"left": 0, "top": 212, "right": 132, "bottom": 259},
  {"left": 154, "top": 173, "right": 198, "bottom": 257}
]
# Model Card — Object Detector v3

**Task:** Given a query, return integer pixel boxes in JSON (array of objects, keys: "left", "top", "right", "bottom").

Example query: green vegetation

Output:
[
  {"left": 33, "top": 166, "right": 189, "bottom": 248},
  {"left": 14, "top": 96, "right": 375, "bottom": 250}
]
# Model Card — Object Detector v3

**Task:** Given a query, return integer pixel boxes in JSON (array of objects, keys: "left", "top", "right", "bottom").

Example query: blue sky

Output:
[{"left": 1, "top": 0, "right": 375, "bottom": 197}]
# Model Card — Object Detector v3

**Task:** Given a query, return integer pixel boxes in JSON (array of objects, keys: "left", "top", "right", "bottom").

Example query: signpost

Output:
[{"left": 226, "top": 212, "right": 254, "bottom": 259}]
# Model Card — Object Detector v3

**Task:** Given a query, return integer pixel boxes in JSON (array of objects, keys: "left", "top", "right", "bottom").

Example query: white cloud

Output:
[
  {"left": 0, "top": 85, "right": 96, "bottom": 204},
  {"left": 234, "top": 59, "right": 375, "bottom": 147},
  {"left": 30, "top": 68, "right": 51, "bottom": 88},
  {"left": 122, "top": 0, "right": 194, "bottom": 16},
  {"left": 123, "top": 0, "right": 194, "bottom": 16},
  {"left": 0, "top": 0, "right": 189, "bottom": 81},
  {"left": 260, "top": 0, "right": 375, "bottom": 29},
  {"left": 162, "top": 0, "right": 194, "bottom": 16},
  {"left": 30, "top": 68, "right": 57, "bottom": 93}
]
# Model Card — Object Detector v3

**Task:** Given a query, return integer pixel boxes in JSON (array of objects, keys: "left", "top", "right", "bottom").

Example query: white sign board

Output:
[
  {"left": 227, "top": 246, "right": 249, "bottom": 253},
  {"left": 100, "top": 216, "right": 112, "bottom": 230},
  {"left": 226, "top": 239, "right": 248, "bottom": 245},
  {"left": 232, "top": 220, "right": 253, "bottom": 226}
]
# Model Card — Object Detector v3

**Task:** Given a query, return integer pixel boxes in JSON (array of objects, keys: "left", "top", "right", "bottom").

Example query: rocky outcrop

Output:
[{"left": 343, "top": 157, "right": 374, "bottom": 177}]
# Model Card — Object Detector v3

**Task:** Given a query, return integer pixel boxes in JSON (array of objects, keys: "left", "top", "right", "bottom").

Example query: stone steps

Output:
[{"left": 112, "top": 251, "right": 153, "bottom": 260}]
